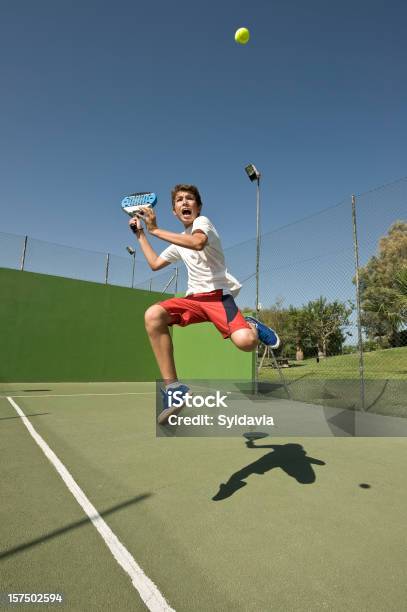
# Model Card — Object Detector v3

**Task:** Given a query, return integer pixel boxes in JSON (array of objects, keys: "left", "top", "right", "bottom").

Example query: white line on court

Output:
[
  {"left": 4, "top": 392, "right": 156, "bottom": 398},
  {"left": 6, "top": 396, "right": 175, "bottom": 612}
]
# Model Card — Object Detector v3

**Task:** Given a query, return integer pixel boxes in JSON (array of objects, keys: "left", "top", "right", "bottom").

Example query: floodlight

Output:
[
  {"left": 126, "top": 246, "right": 136, "bottom": 288},
  {"left": 245, "top": 164, "right": 261, "bottom": 182}
]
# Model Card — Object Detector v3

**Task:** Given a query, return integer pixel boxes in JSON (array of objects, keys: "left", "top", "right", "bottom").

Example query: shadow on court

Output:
[
  {"left": 212, "top": 443, "right": 326, "bottom": 501},
  {"left": 0, "top": 413, "right": 50, "bottom": 421},
  {"left": 0, "top": 493, "right": 152, "bottom": 560}
]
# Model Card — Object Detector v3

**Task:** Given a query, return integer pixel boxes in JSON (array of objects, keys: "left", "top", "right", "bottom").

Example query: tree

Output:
[
  {"left": 255, "top": 298, "right": 352, "bottom": 360},
  {"left": 285, "top": 306, "right": 313, "bottom": 360},
  {"left": 375, "top": 266, "right": 407, "bottom": 346},
  {"left": 395, "top": 267, "right": 407, "bottom": 318},
  {"left": 256, "top": 298, "right": 291, "bottom": 347},
  {"left": 359, "top": 221, "right": 407, "bottom": 346},
  {"left": 302, "top": 297, "right": 353, "bottom": 358},
  {"left": 256, "top": 300, "right": 312, "bottom": 359}
]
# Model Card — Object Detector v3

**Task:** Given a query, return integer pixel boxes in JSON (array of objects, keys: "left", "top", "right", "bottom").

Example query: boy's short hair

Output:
[{"left": 171, "top": 184, "right": 203, "bottom": 209}]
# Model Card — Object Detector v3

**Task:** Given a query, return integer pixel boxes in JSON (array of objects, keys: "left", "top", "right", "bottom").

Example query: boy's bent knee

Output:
[
  {"left": 144, "top": 305, "right": 170, "bottom": 329},
  {"left": 230, "top": 328, "right": 258, "bottom": 352}
]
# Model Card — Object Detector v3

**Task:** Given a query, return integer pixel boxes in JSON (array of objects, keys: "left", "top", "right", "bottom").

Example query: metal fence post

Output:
[
  {"left": 162, "top": 271, "right": 176, "bottom": 294},
  {"left": 105, "top": 253, "right": 110, "bottom": 285},
  {"left": 20, "top": 235, "right": 28, "bottom": 271},
  {"left": 131, "top": 255, "right": 135, "bottom": 289},
  {"left": 351, "top": 195, "right": 366, "bottom": 412}
]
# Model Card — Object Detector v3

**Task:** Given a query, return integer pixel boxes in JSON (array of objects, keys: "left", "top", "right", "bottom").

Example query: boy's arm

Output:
[
  {"left": 129, "top": 218, "right": 171, "bottom": 271},
  {"left": 151, "top": 227, "right": 207, "bottom": 251},
  {"left": 140, "top": 207, "right": 208, "bottom": 251}
]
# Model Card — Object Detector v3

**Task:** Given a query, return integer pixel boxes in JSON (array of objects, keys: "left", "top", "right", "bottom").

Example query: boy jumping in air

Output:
[{"left": 129, "top": 184, "right": 280, "bottom": 424}]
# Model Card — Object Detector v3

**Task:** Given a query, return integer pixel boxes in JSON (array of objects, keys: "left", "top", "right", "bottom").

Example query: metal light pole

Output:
[
  {"left": 126, "top": 246, "right": 136, "bottom": 288},
  {"left": 245, "top": 164, "right": 261, "bottom": 394},
  {"left": 244, "top": 164, "right": 291, "bottom": 402},
  {"left": 255, "top": 177, "right": 261, "bottom": 316},
  {"left": 243, "top": 163, "right": 270, "bottom": 442}
]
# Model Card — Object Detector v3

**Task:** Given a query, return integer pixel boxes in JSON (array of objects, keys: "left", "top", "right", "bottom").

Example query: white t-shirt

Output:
[{"left": 159, "top": 216, "right": 242, "bottom": 297}]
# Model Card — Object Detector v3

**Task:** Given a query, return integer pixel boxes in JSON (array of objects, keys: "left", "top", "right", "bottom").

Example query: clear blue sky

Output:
[{"left": 1, "top": 0, "right": 406, "bottom": 261}]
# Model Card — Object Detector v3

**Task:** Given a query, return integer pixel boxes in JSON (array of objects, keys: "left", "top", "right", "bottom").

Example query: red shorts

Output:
[{"left": 159, "top": 290, "right": 251, "bottom": 339}]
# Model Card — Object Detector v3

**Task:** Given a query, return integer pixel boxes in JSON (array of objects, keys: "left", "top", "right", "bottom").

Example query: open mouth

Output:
[{"left": 181, "top": 208, "right": 192, "bottom": 217}]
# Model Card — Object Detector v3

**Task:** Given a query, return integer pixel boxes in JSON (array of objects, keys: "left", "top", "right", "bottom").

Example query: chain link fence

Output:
[
  {"left": 1, "top": 177, "right": 406, "bottom": 416},
  {"left": 222, "top": 176, "right": 405, "bottom": 417},
  {"left": 0, "top": 232, "right": 179, "bottom": 294}
]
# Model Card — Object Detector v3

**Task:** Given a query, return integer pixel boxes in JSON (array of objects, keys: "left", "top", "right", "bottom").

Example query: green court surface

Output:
[{"left": 1, "top": 382, "right": 407, "bottom": 611}]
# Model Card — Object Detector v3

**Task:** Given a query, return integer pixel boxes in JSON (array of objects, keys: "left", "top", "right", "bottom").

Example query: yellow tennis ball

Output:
[{"left": 235, "top": 27, "right": 250, "bottom": 45}]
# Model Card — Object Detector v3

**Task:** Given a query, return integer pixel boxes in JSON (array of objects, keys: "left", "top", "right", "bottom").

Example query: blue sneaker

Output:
[
  {"left": 245, "top": 316, "right": 281, "bottom": 348},
  {"left": 158, "top": 383, "right": 190, "bottom": 425}
]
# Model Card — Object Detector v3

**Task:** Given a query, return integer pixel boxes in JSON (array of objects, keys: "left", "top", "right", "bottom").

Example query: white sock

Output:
[{"left": 166, "top": 381, "right": 181, "bottom": 390}]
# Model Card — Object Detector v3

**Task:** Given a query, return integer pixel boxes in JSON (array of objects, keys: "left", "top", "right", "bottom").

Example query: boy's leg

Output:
[
  {"left": 145, "top": 303, "right": 191, "bottom": 424},
  {"left": 202, "top": 293, "right": 258, "bottom": 351},
  {"left": 198, "top": 293, "right": 280, "bottom": 351},
  {"left": 229, "top": 318, "right": 280, "bottom": 352},
  {"left": 144, "top": 304, "right": 178, "bottom": 384},
  {"left": 230, "top": 324, "right": 258, "bottom": 352}
]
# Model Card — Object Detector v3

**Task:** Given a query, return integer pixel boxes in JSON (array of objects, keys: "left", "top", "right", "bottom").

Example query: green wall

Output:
[
  {"left": 0, "top": 268, "right": 162, "bottom": 382},
  {"left": 1, "top": 268, "right": 253, "bottom": 382},
  {"left": 174, "top": 322, "right": 254, "bottom": 380}
]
